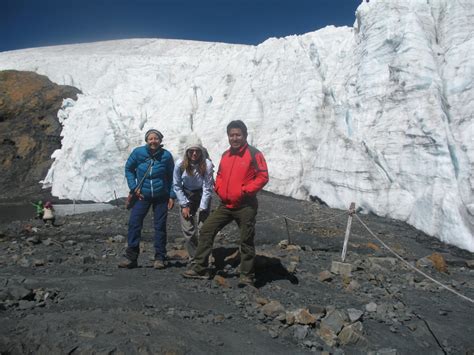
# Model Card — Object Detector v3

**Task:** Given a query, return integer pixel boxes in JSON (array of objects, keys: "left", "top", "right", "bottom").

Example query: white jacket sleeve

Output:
[
  {"left": 172, "top": 160, "right": 189, "bottom": 207},
  {"left": 199, "top": 159, "right": 214, "bottom": 210}
]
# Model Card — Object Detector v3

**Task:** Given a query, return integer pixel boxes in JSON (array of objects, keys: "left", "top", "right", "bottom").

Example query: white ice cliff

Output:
[{"left": 0, "top": 0, "right": 472, "bottom": 251}]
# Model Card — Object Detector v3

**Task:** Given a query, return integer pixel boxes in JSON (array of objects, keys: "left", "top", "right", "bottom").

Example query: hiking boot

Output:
[
  {"left": 153, "top": 259, "right": 166, "bottom": 269},
  {"left": 118, "top": 259, "right": 138, "bottom": 269},
  {"left": 182, "top": 269, "right": 209, "bottom": 280},
  {"left": 238, "top": 276, "right": 255, "bottom": 288}
]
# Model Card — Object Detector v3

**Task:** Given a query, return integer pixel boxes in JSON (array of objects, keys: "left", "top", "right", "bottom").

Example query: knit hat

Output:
[
  {"left": 145, "top": 129, "right": 164, "bottom": 142},
  {"left": 185, "top": 142, "right": 204, "bottom": 152},
  {"left": 184, "top": 142, "right": 209, "bottom": 160}
]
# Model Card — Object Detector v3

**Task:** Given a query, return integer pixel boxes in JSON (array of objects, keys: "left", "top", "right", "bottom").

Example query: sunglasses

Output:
[{"left": 188, "top": 149, "right": 201, "bottom": 154}]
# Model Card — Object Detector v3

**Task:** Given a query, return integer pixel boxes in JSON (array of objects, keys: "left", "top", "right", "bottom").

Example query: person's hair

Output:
[
  {"left": 226, "top": 120, "right": 248, "bottom": 137},
  {"left": 182, "top": 148, "right": 206, "bottom": 176}
]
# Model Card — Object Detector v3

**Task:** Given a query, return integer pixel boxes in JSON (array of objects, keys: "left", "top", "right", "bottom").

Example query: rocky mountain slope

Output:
[{"left": 0, "top": 70, "right": 80, "bottom": 201}]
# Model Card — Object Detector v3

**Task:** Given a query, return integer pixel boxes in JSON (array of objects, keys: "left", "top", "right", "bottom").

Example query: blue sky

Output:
[{"left": 1, "top": 0, "right": 360, "bottom": 52}]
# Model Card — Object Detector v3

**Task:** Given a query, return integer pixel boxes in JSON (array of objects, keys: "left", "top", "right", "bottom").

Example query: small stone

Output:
[
  {"left": 213, "top": 314, "right": 225, "bottom": 323},
  {"left": 308, "top": 304, "right": 326, "bottom": 318},
  {"left": 33, "top": 259, "right": 46, "bottom": 267},
  {"left": 320, "top": 309, "right": 348, "bottom": 334},
  {"left": 286, "top": 244, "right": 302, "bottom": 251},
  {"left": 319, "top": 326, "right": 337, "bottom": 347},
  {"left": 290, "top": 255, "right": 300, "bottom": 262},
  {"left": 365, "top": 302, "right": 377, "bottom": 313},
  {"left": 43, "top": 238, "right": 53, "bottom": 246},
  {"left": 268, "top": 329, "right": 279, "bottom": 338},
  {"left": 18, "top": 258, "right": 31, "bottom": 268},
  {"left": 293, "top": 325, "right": 308, "bottom": 340},
  {"left": 347, "top": 308, "right": 363, "bottom": 323},
  {"left": 285, "top": 312, "right": 295, "bottom": 325},
  {"left": 278, "top": 240, "right": 289, "bottom": 249},
  {"left": 110, "top": 235, "right": 125, "bottom": 243},
  {"left": 17, "top": 300, "right": 36, "bottom": 310},
  {"left": 318, "top": 270, "right": 333, "bottom": 282},
  {"left": 254, "top": 296, "right": 269, "bottom": 305},
  {"left": 81, "top": 255, "right": 96, "bottom": 264},
  {"left": 287, "top": 261, "right": 298, "bottom": 273},
  {"left": 275, "top": 313, "right": 286, "bottom": 322},
  {"left": 26, "top": 236, "right": 41, "bottom": 245},
  {"left": 416, "top": 257, "right": 433, "bottom": 268},
  {"left": 303, "top": 340, "right": 313, "bottom": 348},
  {"left": 427, "top": 253, "right": 448, "bottom": 273},
  {"left": 367, "top": 242, "right": 381, "bottom": 251},
  {"left": 376, "top": 349, "right": 397, "bottom": 355},
  {"left": 8, "top": 286, "right": 33, "bottom": 301},
  {"left": 331, "top": 261, "right": 353, "bottom": 277},
  {"left": 338, "top": 322, "right": 365, "bottom": 345},
  {"left": 346, "top": 279, "right": 360, "bottom": 291},
  {"left": 213, "top": 275, "right": 231, "bottom": 288},
  {"left": 167, "top": 249, "right": 189, "bottom": 260},
  {"left": 64, "top": 240, "right": 76, "bottom": 247},
  {"left": 466, "top": 260, "right": 474, "bottom": 269},
  {"left": 294, "top": 309, "right": 317, "bottom": 325},
  {"left": 261, "top": 300, "right": 285, "bottom": 318},
  {"left": 77, "top": 330, "right": 97, "bottom": 339}
]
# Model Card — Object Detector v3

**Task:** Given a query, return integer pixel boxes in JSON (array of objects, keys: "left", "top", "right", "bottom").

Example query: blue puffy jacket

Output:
[{"left": 125, "top": 145, "right": 177, "bottom": 200}]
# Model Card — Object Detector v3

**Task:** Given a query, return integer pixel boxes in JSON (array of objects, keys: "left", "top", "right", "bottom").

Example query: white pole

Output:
[{"left": 341, "top": 202, "right": 356, "bottom": 262}]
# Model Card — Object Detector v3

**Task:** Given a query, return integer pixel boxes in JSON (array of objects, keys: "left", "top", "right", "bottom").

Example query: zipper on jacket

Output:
[
  {"left": 150, "top": 160, "right": 154, "bottom": 198},
  {"left": 225, "top": 153, "right": 237, "bottom": 202}
]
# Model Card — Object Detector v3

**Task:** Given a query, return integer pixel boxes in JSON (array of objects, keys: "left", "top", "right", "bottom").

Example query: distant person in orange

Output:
[{"left": 182, "top": 120, "right": 269, "bottom": 287}]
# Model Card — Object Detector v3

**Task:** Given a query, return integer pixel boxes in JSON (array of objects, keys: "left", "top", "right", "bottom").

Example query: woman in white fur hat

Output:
[{"left": 173, "top": 142, "right": 214, "bottom": 260}]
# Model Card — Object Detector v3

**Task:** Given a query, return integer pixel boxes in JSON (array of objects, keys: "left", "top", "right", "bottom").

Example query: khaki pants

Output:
[
  {"left": 192, "top": 199, "right": 258, "bottom": 278},
  {"left": 180, "top": 207, "right": 209, "bottom": 259}
]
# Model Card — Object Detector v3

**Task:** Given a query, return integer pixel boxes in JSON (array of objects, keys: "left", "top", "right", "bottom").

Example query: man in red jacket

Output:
[{"left": 182, "top": 120, "right": 269, "bottom": 287}]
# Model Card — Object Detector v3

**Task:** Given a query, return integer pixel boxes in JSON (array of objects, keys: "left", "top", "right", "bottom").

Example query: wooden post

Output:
[
  {"left": 341, "top": 202, "right": 356, "bottom": 262},
  {"left": 284, "top": 217, "right": 291, "bottom": 245}
]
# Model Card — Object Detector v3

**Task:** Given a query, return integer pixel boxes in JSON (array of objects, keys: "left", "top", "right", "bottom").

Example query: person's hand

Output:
[
  {"left": 181, "top": 206, "right": 191, "bottom": 219},
  {"left": 135, "top": 189, "right": 144, "bottom": 200},
  {"left": 168, "top": 198, "right": 175, "bottom": 210}
]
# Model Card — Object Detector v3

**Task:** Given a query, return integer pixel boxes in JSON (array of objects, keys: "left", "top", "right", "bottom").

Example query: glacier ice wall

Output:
[{"left": 0, "top": 0, "right": 472, "bottom": 251}]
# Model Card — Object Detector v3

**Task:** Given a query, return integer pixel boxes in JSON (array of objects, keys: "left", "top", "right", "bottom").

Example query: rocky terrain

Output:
[
  {"left": 0, "top": 192, "right": 473, "bottom": 354},
  {"left": 0, "top": 70, "right": 80, "bottom": 201}
]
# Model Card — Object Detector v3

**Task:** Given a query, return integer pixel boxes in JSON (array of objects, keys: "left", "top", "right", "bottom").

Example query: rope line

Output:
[
  {"left": 283, "top": 210, "right": 348, "bottom": 225},
  {"left": 354, "top": 214, "right": 474, "bottom": 305},
  {"left": 169, "top": 209, "right": 347, "bottom": 226}
]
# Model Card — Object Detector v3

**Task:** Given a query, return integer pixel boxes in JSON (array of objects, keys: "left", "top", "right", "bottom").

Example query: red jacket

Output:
[{"left": 215, "top": 143, "right": 269, "bottom": 208}]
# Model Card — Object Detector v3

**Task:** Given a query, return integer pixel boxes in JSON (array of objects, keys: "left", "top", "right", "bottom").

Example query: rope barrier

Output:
[
  {"left": 282, "top": 210, "right": 348, "bottom": 225},
  {"left": 168, "top": 209, "right": 347, "bottom": 226},
  {"left": 354, "top": 214, "right": 474, "bottom": 305}
]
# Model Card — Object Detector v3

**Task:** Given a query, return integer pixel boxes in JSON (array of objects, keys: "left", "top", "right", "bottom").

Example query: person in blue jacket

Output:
[{"left": 119, "top": 129, "right": 176, "bottom": 269}]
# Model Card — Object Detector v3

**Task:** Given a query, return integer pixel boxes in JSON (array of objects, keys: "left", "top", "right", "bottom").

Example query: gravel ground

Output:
[{"left": 0, "top": 191, "right": 473, "bottom": 354}]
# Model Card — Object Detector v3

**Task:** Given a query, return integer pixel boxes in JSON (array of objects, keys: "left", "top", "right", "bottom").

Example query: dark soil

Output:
[{"left": 0, "top": 191, "right": 473, "bottom": 354}]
